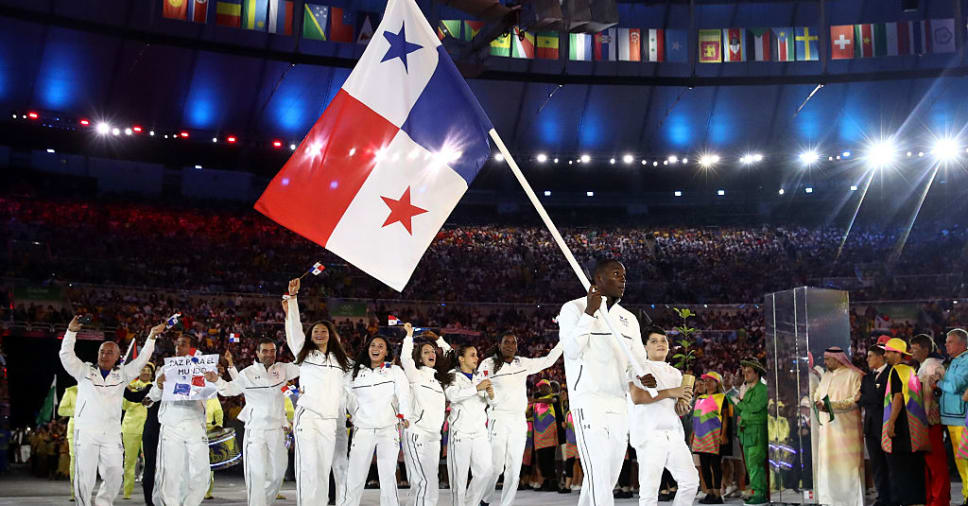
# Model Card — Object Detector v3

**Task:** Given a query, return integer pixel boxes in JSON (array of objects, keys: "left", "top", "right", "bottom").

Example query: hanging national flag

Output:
[
  {"left": 723, "top": 28, "right": 745, "bottom": 62},
  {"left": 242, "top": 0, "right": 268, "bottom": 30},
  {"left": 163, "top": 0, "right": 188, "bottom": 20},
  {"left": 189, "top": 0, "right": 209, "bottom": 23},
  {"left": 302, "top": 3, "right": 328, "bottom": 40},
  {"left": 646, "top": 28, "right": 664, "bottom": 62},
  {"left": 795, "top": 27, "right": 819, "bottom": 61},
  {"left": 774, "top": 27, "right": 794, "bottom": 61},
  {"left": 356, "top": 12, "right": 379, "bottom": 44},
  {"left": 215, "top": 0, "right": 242, "bottom": 27},
  {"left": 830, "top": 25, "right": 854, "bottom": 59},
  {"left": 748, "top": 28, "right": 771, "bottom": 61},
  {"left": 594, "top": 28, "right": 617, "bottom": 61},
  {"left": 698, "top": 29, "right": 721, "bottom": 63},
  {"left": 853, "top": 24, "right": 873, "bottom": 57},
  {"left": 463, "top": 21, "right": 484, "bottom": 42},
  {"left": 886, "top": 21, "right": 913, "bottom": 56},
  {"left": 923, "top": 18, "right": 956, "bottom": 54},
  {"left": 330, "top": 7, "right": 356, "bottom": 43},
  {"left": 437, "top": 20, "right": 461, "bottom": 40},
  {"left": 388, "top": 315, "right": 400, "bottom": 326},
  {"left": 490, "top": 32, "right": 511, "bottom": 56},
  {"left": 311, "top": 262, "right": 326, "bottom": 275},
  {"left": 254, "top": 0, "right": 494, "bottom": 292},
  {"left": 569, "top": 33, "right": 592, "bottom": 61},
  {"left": 35, "top": 375, "right": 57, "bottom": 426},
  {"left": 665, "top": 29, "right": 687, "bottom": 62},
  {"left": 511, "top": 26, "right": 535, "bottom": 59},
  {"left": 228, "top": 333, "right": 240, "bottom": 343},
  {"left": 268, "top": 0, "right": 293, "bottom": 35},
  {"left": 870, "top": 23, "right": 887, "bottom": 56},
  {"left": 617, "top": 28, "right": 641, "bottom": 62},
  {"left": 536, "top": 32, "right": 559, "bottom": 60}
]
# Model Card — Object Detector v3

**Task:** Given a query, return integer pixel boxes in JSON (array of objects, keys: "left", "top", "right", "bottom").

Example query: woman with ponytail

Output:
[{"left": 443, "top": 344, "right": 493, "bottom": 506}]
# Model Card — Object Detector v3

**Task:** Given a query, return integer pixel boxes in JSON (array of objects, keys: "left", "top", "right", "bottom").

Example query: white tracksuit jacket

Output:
[
  {"left": 59, "top": 329, "right": 156, "bottom": 506},
  {"left": 400, "top": 334, "right": 450, "bottom": 506},
  {"left": 445, "top": 369, "right": 493, "bottom": 506}
]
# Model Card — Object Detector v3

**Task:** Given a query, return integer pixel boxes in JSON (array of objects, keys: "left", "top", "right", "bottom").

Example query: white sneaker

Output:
[
  {"left": 696, "top": 492, "right": 707, "bottom": 500},
  {"left": 571, "top": 484, "right": 582, "bottom": 491},
  {"left": 723, "top": 485, "right": 737, "bottom": 497}
]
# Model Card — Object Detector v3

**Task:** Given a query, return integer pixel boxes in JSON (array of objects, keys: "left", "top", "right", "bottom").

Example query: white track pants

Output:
[
  {"left": 482, "top": 415, "right": 527, "bottom": 506},
  {"left": 73, "top": 427, "right": 123, "bottom": 506},
  {"left": 403, "top": 429, "right": 441, "bottom": 506},
  {"left": 334, "top": 418, "right": 349, "bottom": 505},
  {"left": 341, "top": 426, "right": 401, "bottom": 506},
  {"left": 573, "top": 408, "right": 628, "bottom": 506},
  {"left": 153, "top": 421, "right": 209, "bottom": 506},
  {"left": 293, "top": 407, "right": 336, "bottom": 506},
  {"left": 447, "top": 430, "right": 492, "bottom": 506},
  {"left": 243, "top": 428, "right": 288, "bottom": 506},
  {"left": 632, "top": 430, "right": 699, "bottom": 506}
]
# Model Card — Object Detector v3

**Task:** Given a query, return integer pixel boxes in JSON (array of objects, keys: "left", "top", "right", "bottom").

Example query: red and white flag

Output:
[
  {"left": 255, "top": 0, "right": 493, "bottom": 292},
  {"left": 830, "top": 25, "right": 854, "bottom": 59},
  {"left": 646, "top": 28, "right": 664, "bottom": 62},
  {"left": 723, "top": 28, "right": 745, "bottom": 62}
]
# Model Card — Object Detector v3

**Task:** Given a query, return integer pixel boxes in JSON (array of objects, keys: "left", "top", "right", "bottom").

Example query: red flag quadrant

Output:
[
  {"left": 255, "top": 0, "right": 493, "bottom": 292},
  {"left": 330, "top": 7, "right": 356, "bottom": 43},
  {"left": 189, "top": 0, "right": 209, "bottom": 22},
  {"left": 163, "top": 0, "right": 188, "bottom": 20}
]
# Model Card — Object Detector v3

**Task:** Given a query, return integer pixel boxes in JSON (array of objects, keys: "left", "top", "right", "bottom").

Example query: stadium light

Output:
[
  {"left": 226, "top": 135, "right": 237, "bottom": 143},
  {"left": 96, "top": 122, "right": 111, "bottom": 135},
  {"left": 149, "top": 130, "right": 155, "bottom": 136},
  {"left": 778, "top": 188, "right": 785, "bottom": 195},
  {"left": 124, "top": 128, "right": 133, "bottom": 136},
  {"left": 609, "top": 158, "right": 616, "bottom": 165},
  {"left": 850, "top": 185, "right": 858, "bottom": 191},
  {"left": 212, "top": 137, "right": 218, "bottom": 143},
  {"left": 799, "top": 150, "right": 819, "bottom": 166},
  {"left": 653, "top": 161, "right": 659, "bottom": 167},
  {"left": 699, "top": 154, "right": 720, "bottom": 168},
  {"left": 641, "top": 160, "right": 647, "bottom": 165},
  {"left": 717, "top": 189, "right": 725, "bottom": 196},
  {"left": 674, "top": 191, "right": 682, "bottom": 197},
  {"left": 46, "top": 148, "right": 55, "bottom": 153},
  {"left": 494, "top": 153, "right": 504, "bottom": 162},
  {"left": 580, "top": 154, "right": 591, "bottom": 163},
  {"left": 805, "top": 187, "right": 813, "bottom": 193},
  {"left": 623, "top": 154, "right": 634, "bottom": 164},
  {"left": 668, "top": 155, "right": 678, "bottom": 164},
  {"left": 179, "top": 131, "right": 189, "bottom": 138},
  {"left": 111, "top": 128, "right": 120, "bottom": 136},
  {"left": 682, "top": 157, "right": 689, "bottom": 164},
  {"left": 553, "top": 158, "right": 559, "bottom": 164},
  {"left": 290, "top": 144, "right": 297, "bottom": 151},
  {"left": 536, "top": 153, "right": 548, "bottom": 163},
  {"left": 79, "top": 119, "right": 90, "bottom": 126},
  {"left": 132, "top": 126, "right": 143, "bottom": 133},
  {"left": 865, "top": 140, "right": 896, "bottom": 169},
  {"left": 842, "top": 151, "right": 851, "bottom": 158},
  {"left": 586, "top": 191, "right": 594, "bottom": 197},
  {"left": 752, "top": 153, "right": 763, "bottom": 162},
  {"left": 272, "top": 140, "right": 283, "bottom": 148},
  {"left": 932, "top": 138, "right": 960, "bottom": 162},
  {"left": 27, "top": 111, "right": 38, "bottom": 119},
  {"left": 543, "top": 190, "right": 551, "bottom": 196}
]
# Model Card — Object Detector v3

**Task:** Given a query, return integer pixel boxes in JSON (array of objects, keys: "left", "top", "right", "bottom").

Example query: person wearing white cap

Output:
[
  {"left": 59, "top": 316, "right": 162, "bottom": 506},
  {"left": 812, "top": 346, "right": 864, "bottom": 506}
]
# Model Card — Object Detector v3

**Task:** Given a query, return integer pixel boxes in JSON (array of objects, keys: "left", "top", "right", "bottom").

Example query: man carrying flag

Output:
[{"left": 59, "top": 316, "right": 163, "bottom": 506}]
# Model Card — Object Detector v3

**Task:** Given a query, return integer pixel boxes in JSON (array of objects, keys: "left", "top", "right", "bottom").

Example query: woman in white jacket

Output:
[
  {"left": 283, "top": 279, "right": 352, "bottom": 506},
  {"left": 444, "top": 344, "right": 494, "bottom": 506},
  {"left": 341, "top": 335, "right": 412, "bottom": 506},
  {"left": 400, "top": 323, "right": 451, "bottom": 506}
]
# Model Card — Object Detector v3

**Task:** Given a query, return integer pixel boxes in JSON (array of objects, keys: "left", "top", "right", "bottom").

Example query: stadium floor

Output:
[{"left": 0, "top": 471, "right": 963, "bottom": 505}]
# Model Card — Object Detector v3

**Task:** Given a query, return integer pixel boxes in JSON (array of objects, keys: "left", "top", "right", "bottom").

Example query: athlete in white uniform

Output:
[
  {"left": 444, "top": 345, "right": 494, "bottom": 506},
  {"left": 148, "top": 334, "right": 219, "bottom": 506},
  {"left": 558, "top": 259, "right": 654, "bottom": 506},
  {"left": 479, "top": 333, "right": 563, "bottom": 506},
  {"left": 399, "top": 323, "right": 451, "bottom": 506},
  {"left": 341, "top": 335, "right": 412, "bottom": 506},
  {"left": 59, "top": 316, "right": 161, "bottom": 506},
  {"left": 216, "top": 340, "right": 300, "bottom": 506},
  {"left": 627, "top": 327, "right": 699, "bottom": 506},
  {"left": 283, "top": 279, "right": 352, "bottom": 506}
]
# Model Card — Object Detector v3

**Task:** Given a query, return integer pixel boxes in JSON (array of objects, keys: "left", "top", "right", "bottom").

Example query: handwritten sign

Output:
[{"left": 161, "top": 354, "right": 219, "bottom": 401}]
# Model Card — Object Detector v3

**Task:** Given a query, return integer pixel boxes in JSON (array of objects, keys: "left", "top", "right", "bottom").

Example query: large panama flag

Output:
[{"left": 255, "top": 0, "right": 493, "bottom": 291}]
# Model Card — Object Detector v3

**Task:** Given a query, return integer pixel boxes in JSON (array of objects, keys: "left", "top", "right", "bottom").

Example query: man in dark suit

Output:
[{"left": 860, "top": 341, "right": 891, "bottom": 506}]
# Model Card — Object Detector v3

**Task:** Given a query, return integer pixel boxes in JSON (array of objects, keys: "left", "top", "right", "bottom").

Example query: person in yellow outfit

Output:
[
  {"left": 57, "top": 384, "right": 78, "bottom": 501},
  {"left": 205, "top": 395, "right": 224, "bottom": 500},
  {"left": 121, "top": 363, "right": 155, "bottom": 499}
]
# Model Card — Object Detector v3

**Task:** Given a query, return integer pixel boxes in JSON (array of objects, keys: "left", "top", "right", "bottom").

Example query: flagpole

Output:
[
  {"left": 121, "top": 337, "right": 135, "bottom": 365},
  {"left": 487, "top": 128, "right": 647, "bottom": 378}
]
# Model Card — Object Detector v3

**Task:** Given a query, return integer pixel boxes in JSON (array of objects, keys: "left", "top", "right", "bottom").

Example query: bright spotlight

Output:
[
  {"left": 96, "top": 122, "right": 111, "bottom": 135},
  {"left": 740, "top": 155, "right": 750, "bottom": 164},
  {"left": 149, "top": 130, "right": 155, "bottom": 136},
  {"left": 799, "top": 150, "right": 819, "bottom": 165},
  {"left": 668, "top": 155, "right": 678, "bottom": 164},
  {"left": 124, "top": 128, "right": 133, "bottom": 136},
  {"left": 212, "top": 137, "right": 218, "bottom": 143},
  {"left": 622, "top": 154, "right": 634, "bottom": 164},
  {"left": 609, "top": 158, "right": 616, "bottom": 165},
  {"left": 866, "top": 140, "right": 896, "bottom": 169},
  {"left": 717, "top": 189, "right": 725, "bottom": 196},
  {"left": 932, "top": 138, "right": 960, "bottom": 162},
  {"left": 805, "top": 187, "right": 813, "bottom": 194},
  {"left": 850, "top": 185, "right": 858, "bottom": 191},
  {"left": 290, "top": 144, "right": 297, "bottom": 151},
  {"left": 553, "top": 158, "right": 559, "bottom": 164},
  {"left": 580, "top": 154, "right": 591, "bottom": 163},
  {"left": 842, "top": 151, "right": 851, "bottom": 158},
  {"left": 752, "top": 153, "right": 763, "bottom": 162},
  {"left": 699, "top": 154, "right": 720, "bottom": 167},
  {"left": 674, "top": 191, "right": 682, "bottom": 197},
  {"left": 653, "top": 161, "right": 658, "bottom": 167},
  {"left": 111, "top": 128, "right": 120, "bottom": 136},
  {"left": 682, "top": 158, "right": 688, "bottom": 164},
  {"left": 778, "top": 188, "right": 785, "bottom": 195},
  {"left": 586, "top": 191, "right": 594, "bottom": 197},
  {"left": 494, "top": 153, "right": 505, "bottom": 162},
  {"left": 543, "top": 191, "right": 551, "bottom": 196},
  {"left": 641, "top": 160, "right": 647, "bottom": 165},
  {"left": 536, "top": 153, "right": 548, "bottom": 163},
  {"left": 46, "top": 148, "right": 55, "bottom": 154}
]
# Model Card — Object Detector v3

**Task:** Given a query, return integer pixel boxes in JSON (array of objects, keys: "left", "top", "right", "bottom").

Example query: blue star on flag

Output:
[{"left": 381, "top": 23, "right": 422, "bottom": 72}]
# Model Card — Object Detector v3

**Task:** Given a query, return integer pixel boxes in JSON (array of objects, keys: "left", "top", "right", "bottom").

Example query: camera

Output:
[{"left": 78, "top": 315, "right": 93, "bottom": 325}]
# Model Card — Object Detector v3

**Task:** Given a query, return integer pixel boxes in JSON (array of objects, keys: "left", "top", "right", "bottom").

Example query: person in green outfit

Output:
[{"left": 736, "top": 358, "right": 768, "bottom": 506}]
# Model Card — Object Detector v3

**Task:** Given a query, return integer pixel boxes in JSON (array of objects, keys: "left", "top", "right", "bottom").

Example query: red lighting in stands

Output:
[
  {"left": 132, "top": 126, "right": 143, "bottom": 133},
  {"left": 180, "top": 131, "right": 189, "bottom": 138},
  {"left": 79, "top": 119, "right": 90, "bottom": 126},
  {"left": 227, "top": 136, "right": 238, "bottom": 143},
  {"left": 27, "top": 111, "right": 38, "bottom": 119},
  {"left": 272, "top": 140, "right": 282, "bottom": 148}
]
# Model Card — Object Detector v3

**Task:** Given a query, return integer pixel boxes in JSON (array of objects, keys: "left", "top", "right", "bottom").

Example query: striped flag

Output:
[
  {"left": 189, "top": 0, "right": 208, "bottom": 23},
  {"left": 594, "top": 28, "right": 617, "bottom": 61},
  {"left": 302, "top": 3, "right": 327, "bottom": 40},
  {"left": 774, "top": 27, "right": 794, "bottom": 61},
  {"left": 536, "top": 32, "right": 559, "bottom": 60},
  {"left": 267, "top": 0, "right": 293, "bottom": 35},
  {"left": 569, "top": 33, "right": 592, "bottom": 61},
  {"left": 242, "top": 0, "right": 268, "bottom": 31},
  {"left": 163, "top": 0, "right": 187, "bottom": 20},
  {"left": 854, "top": 24, "right": 873, "bottom": 57},
  {"left": 723, "top": 28, "right": 745, "bottom": 62},
  {"left": 748, "top": 28, "right": 771, "bottom": 61},
  {"left": 646, "top": 28, "right": 664, "bottom": 62},
  {"left": 617, "top": 28, "right": 641, "bottom": 62},
  {"left": 698, "top": 29, "right": 721, "bottom": 63},
  {"left": 886, "top": 21, "right": 913, "bottom": 56},
  {"left": 830, "top": 25, "right": 854, "bottom": 59},
  {"left": 215, "top": 0, "right": 242, "bottom": 27},
  {"left": 490, "top": 32, "right": 511, "bottom": 57},
  {"left": 511, "top": 27, "right": 535, "bottom": 59}
]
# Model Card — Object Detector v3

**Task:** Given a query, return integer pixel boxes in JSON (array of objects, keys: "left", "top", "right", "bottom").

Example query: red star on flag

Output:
[{"left": 380, "top": 186, "right": 428, "bottom": 235}]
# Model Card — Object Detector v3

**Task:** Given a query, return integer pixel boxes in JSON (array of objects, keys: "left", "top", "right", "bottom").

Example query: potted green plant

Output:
[{"left": 671, "top": 307, "right": 699, "bottom": 393}]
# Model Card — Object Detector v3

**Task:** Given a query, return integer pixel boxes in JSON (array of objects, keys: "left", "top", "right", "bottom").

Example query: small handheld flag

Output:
[
  {"left": 388, "top": 315, "right": 400, "bottom": 326},
  {"left": 189, "top": 347, "right": 204, "bottom": 363},
  {"left": 228, "top": 333, "right": 240, "bottom": 344},
  {"left": 297, "top": 261, "right": 327, "bottom": 280},
  {"left": 166, "top": 313, "right": 182, "bottom": 329}
]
